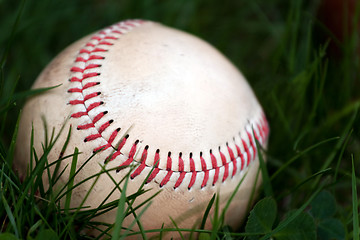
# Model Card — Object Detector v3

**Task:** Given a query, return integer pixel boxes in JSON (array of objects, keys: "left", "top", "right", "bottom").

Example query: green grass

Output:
[{"left": 1, "top": 0, "right": 360, "bottom": 239}]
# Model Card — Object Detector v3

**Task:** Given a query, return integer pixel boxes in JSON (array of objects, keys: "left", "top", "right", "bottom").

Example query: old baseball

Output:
[{"left": 15, "top": 20, "right": 269, "bottom": 238}]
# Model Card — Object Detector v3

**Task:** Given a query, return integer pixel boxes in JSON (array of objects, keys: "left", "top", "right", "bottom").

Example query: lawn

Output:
[{"left": 0, "top": 0, "right": 359, "bottom": 239}]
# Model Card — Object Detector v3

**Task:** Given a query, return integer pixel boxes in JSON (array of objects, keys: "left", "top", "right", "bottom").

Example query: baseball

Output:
[{"left": 15, "top": 20, "right": 269, "bottom": 238}]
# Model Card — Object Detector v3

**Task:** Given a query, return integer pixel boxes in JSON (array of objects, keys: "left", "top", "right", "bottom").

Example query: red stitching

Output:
[
  {"left": 189, "top": 155, "right": 195, "bottom": 171},
  {"left": 79, "top": 49, "right": 91, "bottom": 54},
  {"left": 108, "top": 150, "right": 121, "bottom": 162},
  {"left": 220, "top": 150, "right": 229, "bottom": 182},
  {"left": 71, "top": 111, "right": 87, "bottom": 118},
  {"left": 210, "top": 151, "right": 217, "bottom": 169},
  {"left": 174, "top": 153, "right": 186, "bottom": 188},
  {"left": 166, "top": 153, "right": 172, "bottom": 171},
  {"left": 160, "top": 171, "right": 173, "bottom": 187},
  {"left": 68, "top": 87, "right": 82, "bottom": 93},
  {"left": 68, "top": 20, "right": 270, "bottom": 190},
  {"left": 84, "top": 133, "right": 101, "bottom": 142},
  {"left": 210, "top": 151, "right": 220, "bottom": 186},
  {"left": 86, "top": 101, "right": 102, "bottom": 112},
  {"left": 201, "top": 171, "right": 209, "bottom": 188},
  {"left": 200, "top": 153, "right": 209, "bottom": 188},
  {"left": 178, "top": 153, "right": 184, "bottom": 171},
  {"left": 71, "top": 67, "right": 84, "bottom": 73},
  {"left": 88, "top": 55, "right": 105, "bottom": 60},
  {"left": 102, "top": 131, "right": 121, "bottom": 157},
  {"left": 130, "top": 145, "right": 148, "bottom": 179},
  {"left": 257, "top": 123, "right": 263, "bottom": 141},
  {"left": 69, "top": 77, "right": 82, "bottom": 82},
  {"left": 77, "top": 123, "right": 94, "bottom": 130},
  {"left": 160, "top": 152, "right": 173, "bottom": 187},
  {"left": 107, "top": 127, "right": 119, "bottom": 144},
  {"left": 247, "top": 131, "right": 256, "bottom": 160},
  {"left": 188, "top": 171, "right": 197, "bottom": 189},
  {"left": 83, "top": 72, "right": 100, "bottom": 80},
  {"left": 119, "top": 157, "right": 133, "bottom": 168},
  {"left": 213, "top": 168, "right": 220, "bottom": 186},
  {"left": 75, "top": 57, "right": 87, "bottom": 62},
  {"left": 86, "top": 43, "right": 96, "bottom": 47},
  {"left": 125, "top": 22, "right": 137, "bottom": 27},
  {"left": 242, "top": 139, "right": 251, "bottom": 167},
  {"left": 98, "top": 120, "right": 112, "bottom": 133},
  {"left": 129, "top": 140, "right": 138, "bottom": 158},
  {"left": 117, "top": 135, "right": 128, "bottom": 151},
  {"left": 82, "top": 82, "right": 99, "bottom": 90},
  {"left": 187, "top": 154, "right": 197, "bottom": 189},
  {"left": 99, "top": 41, "right": 113, "bottom": 46},
  {"left": 91, "top": 36, "right": 102, "bottom": 41},
  {"left": 69, "top": 99, "right": 84, "bottom": 105},
  {"left": 146, "top": 154, "right": 161, "bottom": 182},
  {"left": 131, "top": 162, "right": 146, "bottom": 179},
  {"left": 146, "top": 168, "right": 160, "bottom": 184},
  {"left": 174, "top": 172, "right": 186, "bottom": 189},
  {"left": 227, "top": 145, "right": 237, "bottom": 177},
  {"left": 153, "top": 149, "right": 160, "bottom": 167},
  {"left": 93, "top": 144, "right": 110, "bottom": 153},
  {"left": 104, "top": 36, "right": 118, "bottom": 40},
  {"left": 86, "top": 64, "right": 102, "bottom": 70},
  {"left": 92, "top": 111, "right": 107, "bottom": 124},
  {"left": 84, "top": 92, "right": 101, "bottom": 101},
  {"left": 92, "top": 48, "right": 107, "bottom": 52},
  {"left": 111, "top": 30, "right": 123, "bottom": 34},
  {"left": 200, "top": 155, "right": 207, "bottom": 171}
]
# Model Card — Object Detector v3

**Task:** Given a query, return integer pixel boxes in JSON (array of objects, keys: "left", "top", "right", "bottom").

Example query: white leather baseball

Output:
[{"left": 15, "top": 20, "right": 269, "bottom": 238}]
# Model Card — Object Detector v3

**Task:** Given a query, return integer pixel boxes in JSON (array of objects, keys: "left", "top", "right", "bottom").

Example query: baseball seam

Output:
[{"left": 67, "top": 20, "right": 270, "bottom": 190}]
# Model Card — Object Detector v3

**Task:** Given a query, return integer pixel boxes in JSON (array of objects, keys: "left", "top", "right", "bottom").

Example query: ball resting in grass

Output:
[{"left": 14, "top": 20, "right": 269, "bottom": 239}]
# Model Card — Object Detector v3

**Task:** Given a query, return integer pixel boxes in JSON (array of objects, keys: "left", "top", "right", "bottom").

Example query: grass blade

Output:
[
  {"left": 4, "top": 109, "right": 21, "bottom": 168},
  {"left": 200, "top": 194, "right": 215, "bottom": 230},
  {"left": 271, "top": 137, "right": 338, "bottom": 181},
  {"left": 311, "top": 107, "right": 358, "bottom": 190},
  {"left": 256, "top": 136, "right": 272, "bottom": 197},
  {"left": 352, "top": 157, "right": 359, "bottom": 240},
  {"left": 64, "top": 147, "right": 78, "bottom": 214},
  {"left": 0, "top": 0, "right": 26, "bottom": 68},
  {"left": 122, "top": 201, "right": 152, "bottom": 240},
  {"left": 1, "top": 188, "right": 18, "bottom": 237},
  {"left": 59, "top": 166, "right": 104, "bottom": 238},
  {"left": 170, "top": 217, "right": 185, "bottom": 240},
  {"left": 112, "top": 173, "right": 129, "bottom": 240}
]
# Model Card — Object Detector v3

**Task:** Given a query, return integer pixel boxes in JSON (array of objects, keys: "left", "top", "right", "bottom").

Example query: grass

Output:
[{"left": 1, "top": 0, "right": 360, "bottom": 239}]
